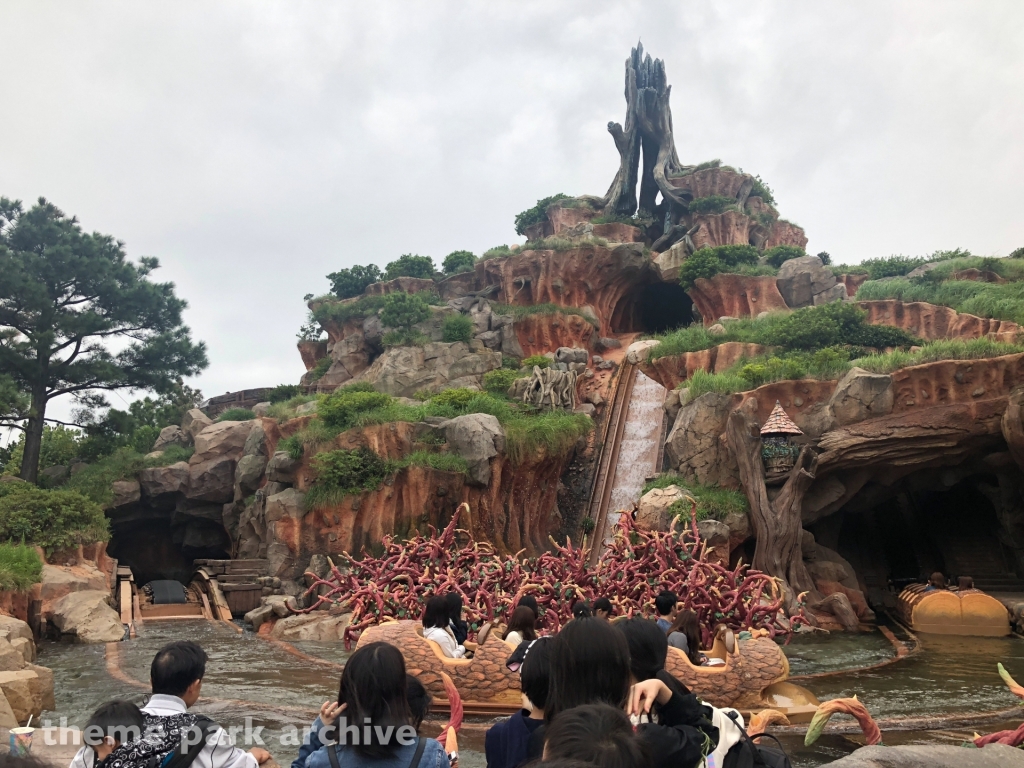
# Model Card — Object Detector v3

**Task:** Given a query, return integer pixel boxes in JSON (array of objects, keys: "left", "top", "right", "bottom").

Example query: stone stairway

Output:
[{"left": 937, "top": 538, "right": 1024, "bottom": 593}]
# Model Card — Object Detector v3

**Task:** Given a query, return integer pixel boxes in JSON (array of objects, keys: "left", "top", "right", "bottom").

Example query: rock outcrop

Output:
[
  {"left": 49, "top": 590, "right": 124, "bottom": 643},
  {"left": 635, "top": 486, "right": 687, "bottom": 531},
  {"left": 356, "top": 341, "right": 503, "bottom": 397},
  {"left": 776, "top": 255, "right": 846, "bottom": 308},
  {"left": 640, "top": 342, "right": 767, "bottom": 390},
  {"left": 664, "top": 393, "right": 738, "bottom": 489},
  {"left": 829, "top": 368, "right": 894, "bottom": 426},
  {"left": 858, "top": 300, "right": 1020, "bottom": 342},
  {"left": 689, "top": 274, "right": 789, "bottom": 325},
  {"left": 444, "top": 414, "right": 506, "bottom": 486}
]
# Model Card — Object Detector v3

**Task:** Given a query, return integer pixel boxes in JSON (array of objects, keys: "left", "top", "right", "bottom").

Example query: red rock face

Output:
[
  {"left": 665, "top": 167, "right": 750, "bottom": 198},
  {"left": 730, "top": 380, "right": 838, "bottom": 429},
  {"left": 514, "top": 312, "right": 596, "bottom": 358},
  {"left": 689, "top": 274, "right": 789, "bottom": 324},
  {"left": 363, "top": 277, "right": 437, "bottom": 296},
  {"left": 640, "top": 342, "right": 768, "bottom": 390},
  {"left": 479, "top": 245, "right": 653, "bottom": 337},
  {"left": 297, "top": 341, "right": 328, "bottom": 371},
  {"left": 838, "top": 274, "right": 869, "bottom": 297},
  {"left": 592, "top": 222, "right": 644, "bottom": 242},
  {"left": 525, "top": 203, "right": 599, "bottom": 239},
  {"left": 690, "top": 210, "right": 751, "bottom": 249},
  {"left": 890, "top": 353, "right": 1024, "bottom": 412},
  {"left": 764, "top": 220, "right": 808, "bottom": 250},
  {"left": 858, "top": 300, "right": 1020, "bottom": 342}
]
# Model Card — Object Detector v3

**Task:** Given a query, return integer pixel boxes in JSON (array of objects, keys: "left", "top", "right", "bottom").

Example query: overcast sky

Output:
[{"left": 2, "top": 1, "right": 1023, "bottom": 421}]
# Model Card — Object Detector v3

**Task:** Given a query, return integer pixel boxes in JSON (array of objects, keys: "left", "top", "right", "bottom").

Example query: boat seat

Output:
[
  {"left": 413, "top": 624, "right": 472, "bottom": 666},
  {"left": 477, "top": 622, "right": 492, "bottom": 645}
]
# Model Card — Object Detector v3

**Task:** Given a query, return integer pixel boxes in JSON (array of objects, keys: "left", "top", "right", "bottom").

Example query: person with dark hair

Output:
[
  {"left": 666, "top": 611, "right": 705, "bottom": 667},
  {"left": 485, "top": 638, "right": 551, "bottom": 768},
  {"left": 70, "top": 700, "right": 145, "bottom": 768},
  {"left": 617, "top": 618, "right": 668, "bottom": 683},
  {"left": 593, "top": 597, "right": 614, "bottom": 620},
  {"left": 71, "top": 642, "right": 270, "bottom": 768},
  {"left": 924, "top": 572, "right": 947, "bottom": 592},
  {"left": 516, "top": 595, "right": 540, "bottom": 621},
  {"left": 542, "top": 704, "right": 648, "bottom": 768},
  {"left": 406, "top": 675, "right": 432, "bottom": 731},
  {"left": 423, "top": 596, "right": 467, "bottom": 658},
  {"left": 304, "top": 642, "right": 445, "bottom": 768},
  {"left": 653, "top": 591, "right": 678, "bottom": 633},
  {"left": 445, "top": 592, "right": 469, "bottom": 645},
  {"left": 535, "top": 617, "right": 717, "bottom": 768},
  {"left": 571, "top": 602, "right": 592, "bottom": 620},
  {"left": 502, "top": 606, "right": 538, "bottom": 648},
  {"left": 958, "top": 575, "right": 976, "bottom": 591}
]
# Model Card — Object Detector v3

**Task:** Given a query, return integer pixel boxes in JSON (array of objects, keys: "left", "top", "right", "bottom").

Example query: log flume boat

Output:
[{"left": 896, "top": 585, "right": 1010, "bottom": 637}]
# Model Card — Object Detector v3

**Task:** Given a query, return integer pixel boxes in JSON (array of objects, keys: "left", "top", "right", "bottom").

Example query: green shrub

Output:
[
  {"left": 857, "top": 278, "right": 1024, "bottom": 325},
  {"left": 693, "top": 159, "right": 722, "bottom": 171},
  {"left": 393, "top": 450, "right": 469, "bottom": 475},
  {"left": 503, "top": 412, "right": 591, "bottom": 465},
  {"left": 442, "top": 250, "right": 476, "bottom": 275},
  {"left": 442, "top": 313, "right": 475, "bottom": 343},
  {"left": 309, "top": 357, "right": 332, "bottom": 383},
  {"left": 816, "top": 252, "right": 832, "bottom": 266},
  {"left": 305, "top": 447, "right": 390, "bottom": 510},
  {"left": 514, "top": 193, "right": 570, "bottom": 236},
  {"left": 765, "top": 302, "right": 919, "bottom": 351},
  {"left": 0, "top": 484, "right": 109, "bottom": 552},
  {"left": 429, "top": 388, "right": 479, "bottom": 411},
  {"left": 384, "top": 254, "right": 435, "bottom": 280},
  {"left": 524, "top": 236, "right": 608, "bottom": 252},
  {"left": 749, "top": 175, "right": 775, "bottom": 205},
  {"left": 483, "top": 368, "right": 520, "bottom": 394},
  {"left": 763, "top": 245, "right": 805, "bottom": 268},
  {"left": 216, "top": 408, "right": 256, "bottom": 422},
  {"left": 490, "top": 303, "right": 599, "bottom": 329},
  {"left": 679, "top": 245, "right": 760, "bottom": 290},
  {"left": 639, "top": 474, "right": 750, "bottom": 523},
  {"left": 327, "top": 264, "right": 383, "bottom": 299},
  {"left": 502, "top": 355, "right": 521, "bottom": 369},
  {"left": 735, "top": 348, "right": 851, "bottom": 388},
  {"left": 319, "top": 389, "right": 394, "bottom": 430},
  {"left": 688, "top": 195, "right": 736, "bottom": 215},
  {"left": 380, "top": 291, "right": 431, "bottom": 332},
  {"left": 679, "top": 369, "right": 750, "bottom": 402},
  {"left": 522, "top": 354, "right": 551, "bottom": 369},
  {"left": 591, "top": 213, "right": 644, "bottom": 226},
  {"left": 0, "top": 544, "right": 43, "bottom": 591},
  {"left": 312, "top": 295, "right": 387, "bottom": 327},
  {"left": 2, "top": 425, "right": 84, "bottom": 477},
  {"left": 854, "top": 338, "right": 1024, "bottom": 374},
  {"left": 482, "top": 245, "right": 514, "bottom": 259},
  {"left": 267, "top": 385, "right": 300, "bottom": 404},
  {"left": 1010, "top": 247, "right": 1024, "bottom": 259},
  {"left": 279, "top": 435, "right": 304, "bottom": 460},
  {"left": 382, "top": 330, "right": 429, "bottom": 348}
]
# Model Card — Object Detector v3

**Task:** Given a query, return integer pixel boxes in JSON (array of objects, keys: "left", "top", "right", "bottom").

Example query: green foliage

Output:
[
  {"left": 856, "top": 278, "right": 1024, "bottom": 325},
  {"left": 0, "top": 197, "right": 208, "bottom": 482},
  {"left": 65, "top": 446, "right": 183, "bottom": 505},
  {"left": 482, "top": 245, "right": 514, "bottom": 259},
  {"left": 763, "top": 245, "right": 805, "bottom": 268},
  {"left": 591, "top": 213, "right": 645, "bottom": 226},
  {"left": 268, "top": 384, "right": 301, "bottom": 404},
  {"left": 0, "top": 544, "right": 43, "bottom": 591},
  {"left": 319, "top": 388, "right": 393, "bottom": 430},
  {"left": 265, "top": 394, "right": 318, "bottom": 422},
  {"left": 305, "top": 447, "right": 390, "bottom": 510},
  {"left": 0, "top": 483, "right": 109, "bottom": 551},
  {"left": 816, "top": 252, "right": 832, "bottom": 266},
  {"left": 2, "top": 425, "right": 83, "bottom": 477},
  {"left": 296, "top": 312, "right": 325, "bottom": 341},
  {"left": 688, "top": 195, "right": 737, "bottom": 215},
  {"left": 858, "top": 255, "right": 929, "bottom": 279},
  {"left": 854, "top": 338, "right": 1024, "bottom": 374},
  {"left": 483, "top": 368, "right": 519, "bottom": 394},
  {"left": 579, "top": 516, "right": 596, "bottom": 534},
  {"left": 216, "top": 408, "right": 256, "bottom": 422},
  {"left": 382, "top": 330, "right": 429, "bottom": 348},
  {"left": 429, "top": 388, "right": 479, "bottom": 411},
  {"left": 749, "top": 175, "right": 775, "bottom": 205},
  {"left": 312, "top": 294, "right": 387, "bottom": 327},
  {"left": 308, "top": 357, "right": 332, "bottom": 383},
  {"left": 639, "top": 474, "right": 749, "bottom": 523},
  {"left": 679, "top": 369, "right": 750, "bottom": 402},
  {"left": 1010, "top": 247, "right": 1024, "bottom": 259},
  {"left": 327, "top": 264, "right": 383, "bottom": 299},
  {"left": 279, "top": 435, "right": 304, "bottom": 460},
  {"left": 522, "top": 355, "right": 551, "bottom": 369},
  {"left": 0, "top": 375, "right": 28, "bottom": 434},
  {"left": 503, "top": 412, "right": 591, "bottom": 465},
  {"left": 442, "top": 250, "right": 476, "bottom": 275},
  {"left": 380, "top": 291, "right": 431, "bottom": 332},
  {"left": 442, "top": 313, "right": 475, "bottom": 343},
  {"left": 514, "top": 193, "right": 570, "bottom": 236},
  {"left": 524, "top": 236, "right": 608, "bottom": 252},
  {"left": 678, "top": 245, "right": 760, "bottom": 290},
  {"left": 692, "top": 159, "right": 722, "bottom": 171},
  {"left": 384, "top": 254, "right": 435, "bottom": 281},
  {"left": 490, "top": 303, "right": 599, "bottom": 329},
  {"left": 765, "top": 302, "right": 919, "bottom": 351},
  {"left": 392, "top": 450, "right": 469, "bottom": 475},
  {"left": 734, "top": 348, "right": 851, "bottom": 388}
]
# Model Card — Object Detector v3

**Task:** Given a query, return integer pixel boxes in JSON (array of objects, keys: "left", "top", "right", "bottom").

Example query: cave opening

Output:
[
  {"left": 612, "top": 281, "right": 695, "bottom": 333},
  {"left": 825, "top": 474, "right": 1024, "bottom": 603},
  {"left": 107, "top": 514, "right": 230, "bottom": 586}
]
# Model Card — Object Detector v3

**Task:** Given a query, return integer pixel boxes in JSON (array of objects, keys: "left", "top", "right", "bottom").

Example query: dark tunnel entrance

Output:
[
  {"left": 107, "top": 514, "right": 230, "bottom": 586},
  {"left": 612, "top": 281, "right": 695, "bottom": 333}
]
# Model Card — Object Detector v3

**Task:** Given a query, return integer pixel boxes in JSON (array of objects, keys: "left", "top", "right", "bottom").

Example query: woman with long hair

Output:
[
  {"left": 666, "top": 610, "right": 705, "bottom": 667},
  {"left": 502, "top": 606, "right": 538, "bottom": 648},
  {"left": 542, "top": 704, "right": 648, "bottom": 768},
  {"left": 301, "top": 642, "right": 445, "bottom": 768},
  {"left": 538, "top": 617, "right": 718, "bottom": 768},
  {"left": 445, "top": 592, "right": 469, "bottom": 645},
  {"left": 423, "top": 596, "right": 466, "bottom": 658}
]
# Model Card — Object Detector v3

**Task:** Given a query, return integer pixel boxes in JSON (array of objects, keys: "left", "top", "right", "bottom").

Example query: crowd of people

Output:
[{"left": 68, "top": 590, "right": 764, "bottom": 768}]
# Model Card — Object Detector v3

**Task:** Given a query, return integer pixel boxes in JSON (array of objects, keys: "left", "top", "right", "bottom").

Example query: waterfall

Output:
[{"left": 603, "top": 370, "right": 667, "bottom": 543}]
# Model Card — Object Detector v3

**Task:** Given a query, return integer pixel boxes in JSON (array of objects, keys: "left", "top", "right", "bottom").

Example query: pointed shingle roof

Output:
[{"left": 760, "top": 401, "right": 803, "bottom": 436}]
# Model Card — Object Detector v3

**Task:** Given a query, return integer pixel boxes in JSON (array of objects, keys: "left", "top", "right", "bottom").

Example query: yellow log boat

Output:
[{"left": 896, "top": 585, "right": 1010, "bottom": 636}]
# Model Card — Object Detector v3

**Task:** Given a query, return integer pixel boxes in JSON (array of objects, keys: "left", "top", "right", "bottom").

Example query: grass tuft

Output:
[{"left": 0, "top": 544, "right": 43, "bottom": 591}]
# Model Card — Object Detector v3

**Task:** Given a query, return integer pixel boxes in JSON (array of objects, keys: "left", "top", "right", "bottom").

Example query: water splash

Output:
[{"left": 604, "top": 371, "right": 667, "bottom": 542}]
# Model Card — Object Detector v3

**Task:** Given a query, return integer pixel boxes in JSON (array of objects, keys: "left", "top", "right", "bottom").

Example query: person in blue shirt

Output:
[
  {"left": 485, "top": 638, "right": 551, "bottom": 768},
  {"left": 296, "top": 642, "right": 446, "bottom": 768},
  {"left": 654, "top": 591, "right": 679, "bottom": 633}
]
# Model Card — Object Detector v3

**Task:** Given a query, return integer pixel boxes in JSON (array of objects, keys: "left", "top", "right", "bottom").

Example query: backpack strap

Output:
[
  {"left": 326, "top": 742, "right": 342, "bottom": 768},
  {"left": 406, "top": 738, "right": 426, "bottom": 768}
]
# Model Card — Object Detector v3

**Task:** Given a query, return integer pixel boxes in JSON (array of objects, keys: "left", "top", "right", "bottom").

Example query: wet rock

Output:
[
  {"left": 49, "top": 590, "right": 124, "bottom": 643},
  {"left": 243, "top": 603, "right": 275, "bottom": 632},
  {"left": 153, "top": 425, "right": 188, "bottom": 452},
  {"left": 445, "top": 413, "right": 506, "bottom": 486},
  {"left": 0, "top": 617, "right": 35, "bottom": 664},
  {"left": 829, "top": 368, "right": 894, "bottom": 426},
  {"left": 0, "top": 668, "right": 53, "bottom": 723},
  {"left": 270, "top": 612, "right": 352, "bottom": 642}
]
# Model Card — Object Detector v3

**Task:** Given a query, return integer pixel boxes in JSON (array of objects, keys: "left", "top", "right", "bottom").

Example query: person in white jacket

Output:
[
  {"left": 70, "top": 641, "right": 270, "bottom": 768},
  {"left": 422, "top": 596, "right": 466, "bottom": 658}
]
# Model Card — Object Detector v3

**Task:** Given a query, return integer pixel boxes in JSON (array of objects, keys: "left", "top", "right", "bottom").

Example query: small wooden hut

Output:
[{"left": 760, "top": 401, "right": 802, "bottom": 481}]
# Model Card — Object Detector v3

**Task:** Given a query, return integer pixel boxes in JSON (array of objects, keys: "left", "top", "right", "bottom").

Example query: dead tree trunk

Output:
[
  {"left": 726, "top": 399, "right": 817, "bottom": 605},
  {"left": 602, "top": 49, "right": 641, "bottom": 216}
]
